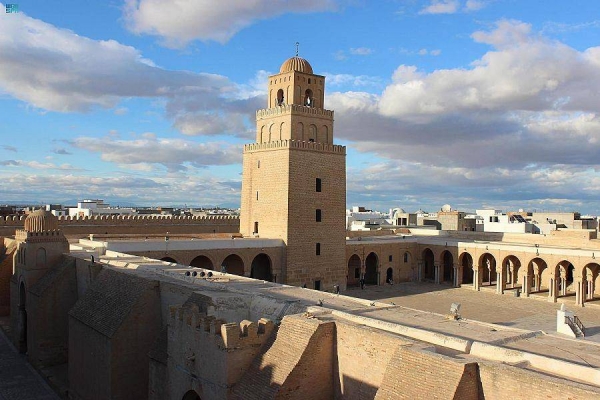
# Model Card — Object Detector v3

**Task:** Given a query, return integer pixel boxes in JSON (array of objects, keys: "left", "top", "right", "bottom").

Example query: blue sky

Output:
[{"left": 1, "top": 1, "right": 600, "bottom": 214}]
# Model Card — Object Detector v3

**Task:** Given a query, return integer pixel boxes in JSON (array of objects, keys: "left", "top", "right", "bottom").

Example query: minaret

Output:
[{"left": 240, "top": 52, "right": 347, "bottom": 290}]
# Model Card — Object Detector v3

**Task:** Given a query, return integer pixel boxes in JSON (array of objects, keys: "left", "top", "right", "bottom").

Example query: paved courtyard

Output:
[
  {"left": 345, "top": 282, "right": 600, "bottom": 341},
  {"left": 0, "top": 324, "right": 60, "bottom": 400}
]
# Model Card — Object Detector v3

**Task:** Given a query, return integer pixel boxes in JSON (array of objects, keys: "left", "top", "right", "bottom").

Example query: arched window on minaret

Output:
[
  {"left": 321, "top": 125, "right": 329, "bottom": 144},
  {"left": 304, "top": 89, "right": 313, "bottom": 107},
  {"left": 297, "top": 122, "right": 304, "bottom": 141},
  {"left": 260, "top": 125, "right": 265, "bottom": 142},
  {"left": 309, "top": 124, "right": 317, "bottom": 142},
  {"left": 279, "top": 122, "right": 285, "bottom": 140},
  {"left": 277, "top": 89, "right": 284, "bottom": 106}
]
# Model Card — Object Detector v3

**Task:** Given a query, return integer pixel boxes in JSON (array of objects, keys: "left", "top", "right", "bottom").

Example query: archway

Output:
[
  {"left": 441, "top": 250, "right": 453, "bottom": 283},
  {"left": 182, "top": 390, "right": 201, "bottom": 400},
  {"left": 161, "top": 256, "right": 178, "bottom": 264},
  {"left": 479, "top": 253, "right": 496, "bottom": 286},
  {"left": 422, "top": 248, "right": 435, "bottom": 281},
  {"left": 386, "top": 267, "right": 393, "bottom": 284},
  {"left": 583, "top": 263, "right": 600, "bottom": 301},
  {"left": 18, "top": 282, "right": 27, "bottom": 353},
  {"left": 276, "top": 88, "right": 284, "bottom": 105},
  {"left": 556, "top": 261, "right": 576, "bottom": 297},
  {"left": 304, "top": 89, "right": 313, "bottom": 106},
  {"left": 189, "top": 255, "right": 213, "bottom": 270},
  {"left": 250, "top": 253, "right": 272, "bottom": 281},
  {"left": 222, "top": 254, "right": 244, "bottom": 276},
  {"left": 347, "top": 254, "right": 361, "bottom": 287},
  {"left": 527, "top": 258, "right": 548, "bottom": 293},
  {"left": 502, "top": 255, "right": 521, "bottom": 289},
  {"left": 461, "top": 253, "right": 473, "bottom": 284},
  {"left": 364, "top": 252, "right": 378, "bottom": 285}
]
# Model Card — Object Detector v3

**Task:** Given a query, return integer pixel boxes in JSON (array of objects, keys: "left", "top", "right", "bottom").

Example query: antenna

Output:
[{"left": 295, "top": 42, "right": 299, "bottom": 56}]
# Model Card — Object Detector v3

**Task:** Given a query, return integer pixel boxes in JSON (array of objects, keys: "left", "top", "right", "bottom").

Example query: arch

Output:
[
  {"left": 441, "top": 250, "right": 453, "bottom": 283},
  {"left": 364, "top": 252, "right": 378, "bottom": 285},
  {"left": 320, "top": 125, "right": 329, "bottom": 144},
  {"left": 308, "top": 124, "right": 317, "bottom": 142},
  {"left": 260, "top": 125, "right": 265, "bottom": 142},
  {"left": 279, "top": 122, "right": 285, "bottom": 140},
  {"left": 295, "top": 85, "right": 301, "bottom": 104},
  {"left": 556, "top": 260, "right": 576, "bottom": 297},
  {"left": 347, "top": 254, "right": 361, "bottom": 287},
  {"left": 460, "top": 252, "right": 473, "bottom": 284},
  {"left": 286, "top": 85, "right": 291, "bottom": 105},
  {"left": 189, "top": 255, "right": 213, "bottom": 270},
  {"left": 269, "top": 89, "right": 273, "bottom": 108},
  {"left": 18, "top": 281, "right": 27, "bottom": 353},
  {"left": 277, "top": 88, "right": 284, "bottom": 105},
  {"left": 268, "top": 124, "right": 274, "bottom": 141},
  {"left": 222, "top": 254, "right": 244, "bottom": 276},
  {"left": 403, "top": 251, "right": 411, "bottom": 263},
  {"left": 36, "top": 247, "right": 46, "bottom": 268},
  {"left": 479, "top": 253, "right": 496, "bottom": 286},
  {"left": 250, "top": 253, "right": 272, "bottom": 281},
  {"left": 317, "top": 89, "right": 323, "bottom": 108},
  {"left": 386, "top": 267, "right": 393, "bottom": 284},
  {"left": 304, "top": 88, "right": 313, "bottom": 107},
  {"left": 182, "top": 390, "right": 201, "bottom": 400},
  {"left": 501, "top": 255, "right": 521, "bottom": 289},
  {"left": 583, "top": 262, "right": 600, "bottom": 301},
  {"left": 297, "top": 122, "right": 304, "bottom": 141},
  {"left": 422, "top": 248, "right": 435, "bottom": 281},
  {"left": 160, "top": 256, "right": 178, "bottom": 264},
  {"left": 526, "top": 257, "right": 548, "bottom": 293}
]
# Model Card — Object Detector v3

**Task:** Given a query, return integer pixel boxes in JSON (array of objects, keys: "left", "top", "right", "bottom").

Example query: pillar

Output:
[
  {"left": 548, "top": 277, "right": 557, "bottom": 303},
  {"left": 575, "top": 279, "right": 585, "bottom": 307},
  {"left": 434, "top": 262, "right": 440, "bottom": 284},
  {"left": 473, "top": 265, "right": 481, "bottom": 291},
  {"left": 560, "top": 271, "right": 567, "bottom": 296},
  {"left": 496, "top": 269, "right": 503, "bottom": 294},
  {"left": 522, "top": 274, "right": 529, "bottom": 297},
  {"left": 454, "top": 265, "right": 460, "bottom": 287},
  {"left": 417, "top": 261, "right": 423, "bottom": 282},
  {"left": 586, "top": 270, "right": 595, "bottom": 300}
]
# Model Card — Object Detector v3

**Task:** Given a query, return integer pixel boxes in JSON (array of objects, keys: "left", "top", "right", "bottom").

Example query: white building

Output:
[
  {"left": 475, "top": 209, "right": 534, "bottom": 233},
  {"left": 346, "top": 206, "right": 393, "bottom": 231},
  {"left": 68, "top": 199, "right": 136, "bottom": 218}
]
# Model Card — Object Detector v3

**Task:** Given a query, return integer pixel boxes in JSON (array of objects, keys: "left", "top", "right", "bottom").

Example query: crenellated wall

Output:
[{"left": 0, "top": 214, "right": 240, "bottom": 237}]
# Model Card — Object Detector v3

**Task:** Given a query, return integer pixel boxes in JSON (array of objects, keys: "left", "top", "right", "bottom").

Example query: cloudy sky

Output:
[{"left": 1, "top": 1, "right": 600, "bottom": 214}]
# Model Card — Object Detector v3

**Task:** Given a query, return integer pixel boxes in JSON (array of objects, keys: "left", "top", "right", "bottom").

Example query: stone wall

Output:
[
  {"left": 478, "top": 362, "right": 600, "bottom": 400},
  {"left": 0, "top": 238, "right": 16, "bottom": 315},
  {"left": 0, "top": 215, "right": 240, "bottom": 238}
]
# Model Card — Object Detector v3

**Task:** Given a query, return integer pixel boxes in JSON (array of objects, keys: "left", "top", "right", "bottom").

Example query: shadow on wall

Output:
[{"left": 340, "top": 375, "right": 378, "bottom": 399}]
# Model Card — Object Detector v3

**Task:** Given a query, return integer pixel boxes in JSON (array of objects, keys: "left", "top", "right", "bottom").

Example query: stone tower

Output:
[{"left": 240, "top": 55, "right": 347, "bottom": 290}]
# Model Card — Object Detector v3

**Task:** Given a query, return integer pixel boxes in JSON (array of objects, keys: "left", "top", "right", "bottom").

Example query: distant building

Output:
[
  {"left": 475, "top": 209, "right": 534, "bottom": 233},
  {"left": 346, "top": 206, "right": 392, "bottom": 231},
  {"left": 68, "top": 199, "right": 136, "bottom": 218}
]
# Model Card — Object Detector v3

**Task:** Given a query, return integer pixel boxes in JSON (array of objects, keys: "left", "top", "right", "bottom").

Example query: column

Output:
[
  {"left": 575, "top": 280, "right": 585, "bottom": 307},
  {"left": 560, "top": 272, "right": 567, "bottom": 296},
  {"left": 586, "top": 270, "right": 595, "bottom": 300},
  {"left": 548, "top": 277, "right": 557, "bottom": 303},
  {"left": 417, "top": 261, "right": 423, "bottom": 282},
  {"left": 496, "top": 269, "right": 503, "bottom": 294},
  {"left": 434, "top": 262, "right": 440, "bottom": 284},
  {"left": 454, "top": 265, "right": 460, "bottom": 287},
  {"left": 474, "top": 265, "right": 481, "bottom": 291},
  {"left": 522, "top": 274, "right": 529, "bottom": 297}
]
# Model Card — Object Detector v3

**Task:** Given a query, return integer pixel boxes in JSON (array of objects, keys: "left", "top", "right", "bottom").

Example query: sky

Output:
[{"left": 1, "top": 1, "right": 600, "bottom": 214}]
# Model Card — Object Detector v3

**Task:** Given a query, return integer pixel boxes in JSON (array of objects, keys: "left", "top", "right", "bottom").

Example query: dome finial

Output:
[{"left": 295, "top": 41, "right": 299, "bottom": 57}]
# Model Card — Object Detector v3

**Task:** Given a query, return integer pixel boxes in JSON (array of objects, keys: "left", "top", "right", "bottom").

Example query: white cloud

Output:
[
  {"left": 464, "top": 0, "right": 485, "bottom": 11},
  {"left": 325, "top": 73, "right": 383, "bottom": 88},
  {"left": 349, "top": 47, "right": 373, "bottom": 56},
  {"left": 327, "top": 20, "right": 600, "bottom": 212},
  {"left": 0, "top": 160, "right": 83, "bottom": 171},
  {"left": 0, "top": 10, "right": 263, "bottom": 138},
  {"left": 419, "top": 0, "right": 460, "bottom": 15},
  {"left": 123, "top": 0, "right": 338, "bottom": 48},
  {"left": 70, "top": 135, "right": 242, "bottom": 172}
]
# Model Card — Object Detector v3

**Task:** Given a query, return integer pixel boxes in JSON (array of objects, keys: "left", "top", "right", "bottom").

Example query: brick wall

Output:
[{"left": 0, "top": 239, "right": 16, "bottom": 315}]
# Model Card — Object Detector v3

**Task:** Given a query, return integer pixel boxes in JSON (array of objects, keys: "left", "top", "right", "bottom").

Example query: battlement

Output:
[
  {"left": 15, "top": 229, "right": 65, "bottom": 242},
  {"left": 170, "top": 305, "right": 274, "bottom": 350},
  {"left": 256, "top": 104, "right": 334, "bottom": 119},
  {"left": 0, "top": 214, "right": 239, "bottom": 227},
  {"left": 244, "top": 139, "right": 345, "bottom": 154}
]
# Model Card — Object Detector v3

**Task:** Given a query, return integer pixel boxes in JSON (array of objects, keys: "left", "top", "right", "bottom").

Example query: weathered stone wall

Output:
[
  {"left": 28, "top": 257, "right": 77, "bottom": 367},
  {"left": 0, "top": 238, "right": 16, "bottom": 315},
  {"left": 374, "top": 347, "right": 481, "bottom": 400},
  {"left": 478, "top": 362, "right": 600, "bottom": 400},
  {"left": 334, "top": 322, "right": 409, "bottom": 399},
  {"left": 0, "top": 215, "right": 240, "bottom": 238}
]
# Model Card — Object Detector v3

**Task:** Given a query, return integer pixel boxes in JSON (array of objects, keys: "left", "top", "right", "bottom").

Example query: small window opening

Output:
[
  {"left": 316, "top": 209, "right": 322, "bottom": 222},
  {"left": 389, "top": 255, "right": 393, "bottom": 262},
  {"left": 254, "top": 221, "right": 259, "bottom": 234},
  {"left": 316, "top": 243, "right": 321, "bottom": 255},
  {"left": 316, "top": 178, "right": 322, "bottom": 192}
]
